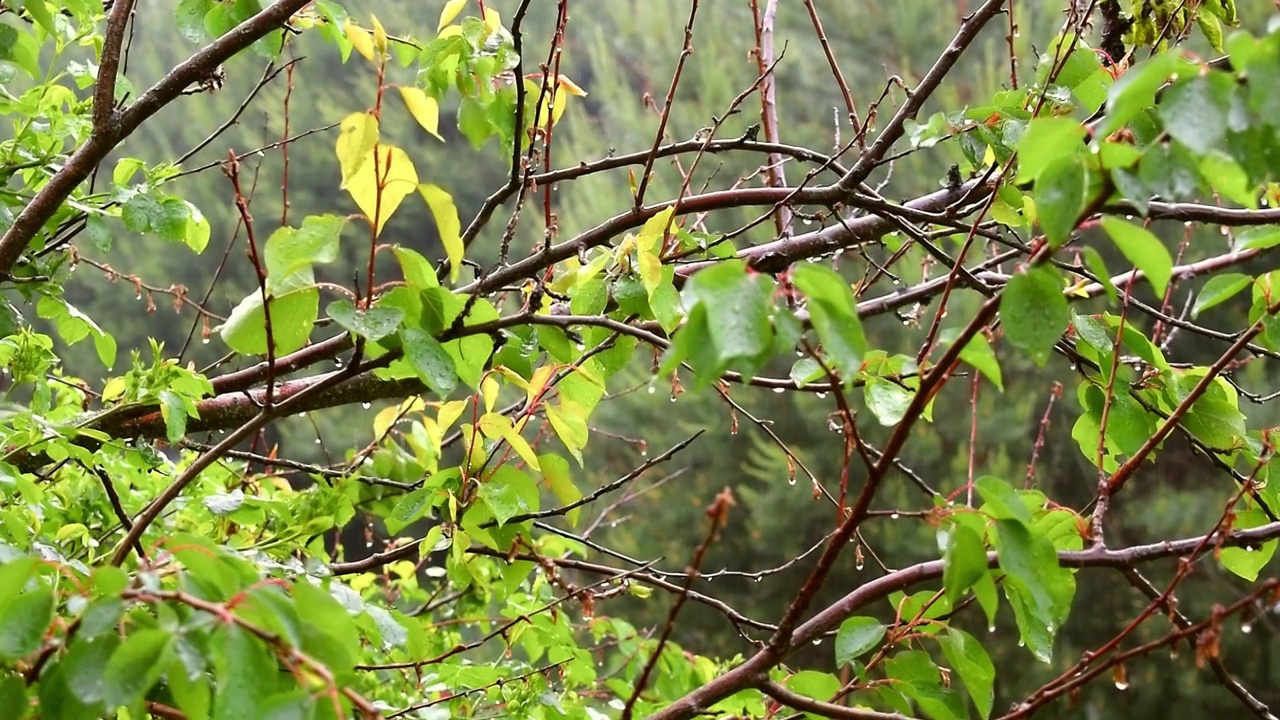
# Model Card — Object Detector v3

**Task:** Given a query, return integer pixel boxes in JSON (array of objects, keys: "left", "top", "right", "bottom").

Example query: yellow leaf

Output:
[
  {"left": 461, "top": 424, "right": 484, "bottom": 474},
  {"left": 496, "top": 366, "right": 530, "bottom": 392},
  {"left": 635, "top": 207, "right": 674, "bottom": 298},
  {"left": 478, "top": 413, "right": 541, "bottom": 471},
  {"left": 373, "top": 406, "right": 401, "bottom": 439},
  {"left": 101, "top": 376, "right": 127, "bottom": 402},
  {"left": 552, "top": 94, "right": 569, "bottom": 125},
  {"left": 370, "top": 15, "right": 388, "bottom": 56},
  {"left": 373, "top": 397, "right": 425, "bottom": 438},
  {"left": 524, "top": 78, "right": 554, "bottom": 129},
  {"left": 557, "top": 75, "right": 588, "bottom": 97},
  {"left": 438, "top": 0, "right": 466, "bottom": 31},
  {"left": 638, "top": 250, "right": 662, "bottom": 299},
  {"left": 344, "top": 19, "right": 375, "bottom": 62},
  {"left": 438, "top": 399, "right": 467, "bottom": 431},
  {"left": 418, "top": 184, "right": 463, "bottom": 283},
  {"left": 482, "top": 7, "right": 501, "bottom": 36},
  {"left": 398, "top": 86, "right": 443, "bottom": 141},
  {"left": 526, "top": 364, "right": 555, "bottom": 405},
  {"left": 638, "top": 206, "right": 676, "bottom": 242},
  {"left": 481, "top": 376, "right": 500, "bottom": 412},
  {"left": 438, "top": 25, "right": 463, "bottom": 39},
  {"left": 347, "top": 144, "right": 419, "bottom": 237},
  {"left": 335, "top": 112, "right": 379, "bottom": 188}
]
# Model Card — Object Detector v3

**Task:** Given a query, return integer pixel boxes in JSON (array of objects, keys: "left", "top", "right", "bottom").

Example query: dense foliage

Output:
[{"left": 1, "top": 0, "right": 1279, "bottom": 719}]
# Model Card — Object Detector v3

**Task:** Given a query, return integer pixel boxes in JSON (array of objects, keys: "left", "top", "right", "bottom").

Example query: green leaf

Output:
[
  {"left": 393, "top": 245, "right": 439, "bottom": 290},
  {"left": 264, "top": 214, "right": 345, "bottom": 281},
  {"left": 121, "top": 194, "right": 160, "bottom": 233},
  {"left": 102, "top": 629, "right": 173, "bottom": 709},
  {"left": 943, "top": 523, "right": 988, "bottom": 602},
  {"left": 479, "top": 466, "right": 540, "bottom": 526},
  {"left": 84, "top": 214, "right": 113, "bottom": 252},
  {"left": 0, "top": 585, "right": 54, "bottom": 661},
  {"left": 1100, "top": 51, "right": 1186, "bottom": 136},
  {"left": 220, "top": 273, "right": 319, "bottom": 356},
  {"left": 792, "top": 264, "right": 867, "bottom": 378},
  {"left": 177, "top": 0, "right": 214, "bottom": 42},
  {"left": 944, "top": 329, "right": 1003, "bottom": 391},
  {"left": 975, "top": 476, "right": 1033, "bottom": 524},
  {"left": 863, "top": 377, "right": 913, "bottom": 426},
  {"left": 668, "top": 260, "right": 774, "bottom": 384},
  {"left": 992, "top": 519, "right": 1074, "bottom": 663},
  {"left": 401, "top": 327, "right": 458, "bottom": 396},
  {"left": 941, "top": 628, "right": 995, "bottom": 719},
  {"left": 40, "top": 662, "right": 99, "bottom": 720},
  {"left": 1034, "top": 155, "right": 1089, "bottom": 247},
  {"left": 1236, "top": 226, "right": 1280, "bottom": 251},
  {"left": 158, "top": 389, "right": 188, "bottom": 443},
  {"left": 1197, "top": 10, "right": 1225, "bottom": 52},
  {"left": 1199, "top": 151, "right": 1256, "bottom": 208},
  {"left": 63, "top": 636, "right": 118, "bottom": 705},
  {"left": 327, "top": 300, "right": 405, "bottom": 342},
  {"left": 184, "top": 203, "right": 212, "bottom": 253},
  {"left": 1000, "top": 266, "right": 1068, "bottom": 366},
  {"left": 1193, "top": 273, "right": 1251, "bottom": 317},
  {"left": 292, "top": 580, "right": 360, "bottom": 666},
  {"left": 17, "top": 0, "right": 57, "bottom": 36},
  {"left": 212, "top": 624, "right": 277, "bottom": 720},
  {"left": 1101, "top": 217, "right": 1173, "bottom": 296},
  {"left": 1177, "top": 373, "right": 1246, "bottom": 450},
  {"left": 153, "top": 197, "right": 192, "bottom": 243},
  {"left": 783, "top": 670, "right": 841, "bottom": 702},
  {"left": 386, "top": 487, "right": 437, "bottom": 535},
  {"left": 1015, "top": 118, "right": 1086, "bottom": 184},
  {"left": 78, "top": 599, "right": 124, "bottom": 640},
  {"left": 885, "top": 650, "right": 967, "bottom": 720},
  {"left": 1220, "top": 504, "right": 1276, "bottom": 581},
  {"left": 0, "top": 675, "right": 24, "bottom": 719},
  {"left": 441, "top": 297, "right": 498, "bottom": 389},
  {"left": 458, "top": 95, "right": 491, "bottom": 148},
  {"left": 1158, "top": 73, "right": 1232, "bottom": 155},
  {"left": 833, "top": 617, "right": 885, "bottom": 667},
  {"left": 1080, "top": 247, "right": 1118, "bottom": 303}
]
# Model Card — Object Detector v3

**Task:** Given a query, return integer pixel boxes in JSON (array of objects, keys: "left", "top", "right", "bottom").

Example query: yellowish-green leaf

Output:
[
  {"left": 101, "top": 377, "right": 127, "bottom": 402},
  {"left": 373, "top": 397, "right": 425, "bottom": 438},
  {"left": 546, "top": 400, "right": 588, "bottom": 465},
  {"left": 438, "top": 400, "right": 467, "bottom": 431},
  {"left": 419, "top": 184, "right": 463, "bottom": 283},
  {"left": 636, "top": 207, "right": 675, "bottom": 298},
  {"left": 398, "top": 86, "right": 444, "bottom": 141},
  {"left": 19, "top": 0, "right": 56, "bottom": 37},
  {"left": 482, "top": 376, "right": 500, "bottom": 412},
  {"left": 347, "top": 145, "right": 419, "bottom": 236},
  {"left": 482, "top": 7, "right": 501, "bottom": 36},
  {"left": 541, "top": 454, "right": 581, "bottom": 527},
  {"left": 478, "top": 413, "right": 540, "bottom": 471},
  {"left": 495, "top": 366, "right": 530, "bottom": 393},
  {"left": 526, "top": 365, "right": 555, "bottom": 405},
  {"left": 344, "top": 19, "right": 375, "bottom": 62},
  {"left": 370, "top": 14, "right": 388, "bottom": 55},
  {"left": 335, "top": 112, "right": 379, "bottom": 188},
  {"left": 438, "top": 0, "right": 466, "bottom": 31},
  {"left": 557, "top": 75, "right": 588, "bottom": 97}
]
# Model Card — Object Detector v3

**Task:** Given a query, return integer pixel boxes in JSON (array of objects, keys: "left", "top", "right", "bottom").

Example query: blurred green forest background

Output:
[{"left": 55, "top": 1, "right": 1280, "bottom": 717}]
